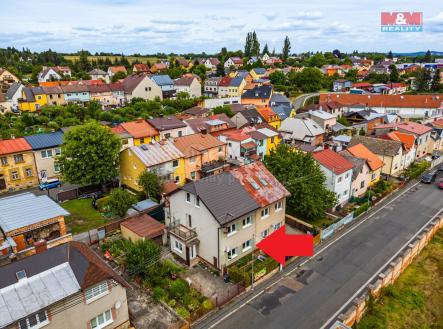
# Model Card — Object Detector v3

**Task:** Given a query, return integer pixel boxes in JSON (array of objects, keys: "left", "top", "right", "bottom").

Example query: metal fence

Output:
[{"left": 321, "top": 212, "right": 355, "bottom": 241}]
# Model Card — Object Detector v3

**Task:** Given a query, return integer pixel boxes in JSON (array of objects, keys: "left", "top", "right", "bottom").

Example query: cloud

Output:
[{"left": 0, "top": 0, "right": 441, "bottom": 53}]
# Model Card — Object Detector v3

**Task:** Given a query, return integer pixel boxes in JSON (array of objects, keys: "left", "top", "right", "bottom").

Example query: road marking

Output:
[
  {"left": 205, "top": 182, "right": 421, "bottom": 329},
  {"left": 319, "top": 206, "right": 443, "bottom": 329}
]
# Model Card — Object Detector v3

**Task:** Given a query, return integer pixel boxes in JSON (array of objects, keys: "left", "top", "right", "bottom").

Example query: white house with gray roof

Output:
[{"left": 165, "top": 162, "right": 290, "bottom": 271}]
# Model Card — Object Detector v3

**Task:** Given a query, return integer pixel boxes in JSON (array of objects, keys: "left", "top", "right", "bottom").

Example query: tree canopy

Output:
[
  {"left": 106, "top": 188, "right": 137, "bottom": 217},
  {"left": 264, "top": 144, "right": 337, "bottom": 221},
  {"left": 138, "top": 170, "right": 163, "bottom": 201},
  {"left": 282, "top": 36, "right": 291, "bottom": 61},
  {"left": 57, "top": 122, "right": 121, "bottom": 186}
]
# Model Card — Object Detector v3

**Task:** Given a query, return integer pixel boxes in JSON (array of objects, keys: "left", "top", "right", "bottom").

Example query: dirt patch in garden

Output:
[{"left": 127, "top": 285, "right": 186, "bottom": 329}]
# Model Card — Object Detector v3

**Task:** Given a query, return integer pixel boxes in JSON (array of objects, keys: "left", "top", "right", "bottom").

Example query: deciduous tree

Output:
[
  {"left": 264, "top": 144, "right": 336, "bottom": 221},
  {"left": 57, "top": 122, "right": 121, "bottom": 187},
  {"left": 138, "top": 170, "right": 163, "bottom": 200},
  {"left": 106, "top": 188, "right": 137, "bottom": 217}
]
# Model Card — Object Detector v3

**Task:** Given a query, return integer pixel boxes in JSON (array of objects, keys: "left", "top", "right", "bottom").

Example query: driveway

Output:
[{"left": 0, "top": 182, "right": 79, "bottom": 200}]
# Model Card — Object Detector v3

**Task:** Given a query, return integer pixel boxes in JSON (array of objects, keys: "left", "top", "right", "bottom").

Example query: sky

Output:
[{"left": 1, "top": 0, "right": 442, "bottom": 54}]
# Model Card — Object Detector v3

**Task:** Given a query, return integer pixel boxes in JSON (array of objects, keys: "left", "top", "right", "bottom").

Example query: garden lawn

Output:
[
  {"left": 355, "top": 229, "right": 443, "bottom": 329},
  {"left": 62, "top": 198, "right": 108, "bottom": 234}
]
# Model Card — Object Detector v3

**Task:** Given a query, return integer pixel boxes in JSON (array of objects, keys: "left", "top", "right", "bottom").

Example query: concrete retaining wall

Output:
[{"left": 335, "top": 214, "right": 443, "bottom": 328}]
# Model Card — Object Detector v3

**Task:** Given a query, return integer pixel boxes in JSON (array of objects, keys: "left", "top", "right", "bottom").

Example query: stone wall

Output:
[{"left": 335, "top": 214, "right": 443, "bottom": 327}]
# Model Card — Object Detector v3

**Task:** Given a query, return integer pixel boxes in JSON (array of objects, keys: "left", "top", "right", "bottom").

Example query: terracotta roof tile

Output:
[
  {"left": 346, "top": 143, "right": 384, "bottom": 171},
  {"left": 312, "top": 149, "right": 354, "bottom": 174},
  {"left": 230, "top": 162, "right": 290, "bottom": 207},
  {"left": 121, "top": 213, "right": 165, "bottom": 239},
  {"left": 320, "top": 93, "right": 443, "bottom": 109},
  {"left": 0, "top": 138, "right": 32, "bottom": 155},
  {"left": 173, "top": 133, "right": 225, "bottom": 157},
  {"left": 120, "top": 119, "right": 159, "bottom": 138}
]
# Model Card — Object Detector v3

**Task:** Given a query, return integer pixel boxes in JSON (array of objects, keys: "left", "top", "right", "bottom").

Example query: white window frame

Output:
[
  {"left": 226, "top": 223, "right": 237, "bottom": 236},
  {"left": 261, "top": 229, "right": 269, "bottom": 238},
  {"left": 90, "top": 309, "right": 113, "bottom": 329},
  {"left": 186, "top": 192, "right": 191, "bottom": 203},
  {"left": 25, "top": 168, "right": 33, "bottom": 177},
  {"left": 85, "top": 281, "right": 109, "bottom": 304},
  {"left": 261, "top": 207, "right": 270, "bottom": 219},
  {"left": 41, "top": 150, "right": 53, "bottom": 159},
  {"left": 227, "top": 248, "right": 237, "bottom": 259},
  {"left": 242, "top": 216, "right": 252, "bottom": 228},
  {"left": 242, "top": 240, "right": 252, "bottom": 252},
  {"left": 174, "top": 240, "right": 183, "bottom": 253},
  {"left": 195, "top": 196, "right": 200, "bottom": 208},
  {"left": 274, "top": 201, "right": 283, "bottom": 212},
  {"left": 19, "top": 310, "right": 49, "bottom": 329}
]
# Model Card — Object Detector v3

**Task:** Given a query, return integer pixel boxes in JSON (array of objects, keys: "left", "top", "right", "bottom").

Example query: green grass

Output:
[
  {"left": 355, "top": 229, "right": 443, "bottom": 329},
  {"left": 62, "top": 198, "right": 108, "bottom": 234}
]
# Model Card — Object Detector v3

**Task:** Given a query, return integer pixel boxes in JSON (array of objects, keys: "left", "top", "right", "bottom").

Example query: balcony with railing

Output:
[{"left": 169, "top": 221, "right": 198, "bottom": 243}]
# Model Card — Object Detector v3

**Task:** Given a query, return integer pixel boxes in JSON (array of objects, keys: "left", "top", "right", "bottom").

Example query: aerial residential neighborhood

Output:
[{"left": 1, "top": 1, "right": 443, "bottom": 329}]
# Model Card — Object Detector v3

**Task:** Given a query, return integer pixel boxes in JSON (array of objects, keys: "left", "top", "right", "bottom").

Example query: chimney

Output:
[
  {"left": 34, "top": 240, "right": 47, "bottom": 254},
  {"left": 201, "top": 128, "right": 208, "bottom": 135}
]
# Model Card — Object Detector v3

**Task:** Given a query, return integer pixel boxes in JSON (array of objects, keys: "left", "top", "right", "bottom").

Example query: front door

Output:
[
  {"left": 0, "top": 178, "right": 6, "bottom": 191},
  {"left": 185, "top": 247, "right": 190, "bottom": 266}
]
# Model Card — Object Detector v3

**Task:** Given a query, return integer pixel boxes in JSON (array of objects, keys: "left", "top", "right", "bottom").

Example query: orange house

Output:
[{"left": 241, "top": 85, "right": 273, "bottom": 109}]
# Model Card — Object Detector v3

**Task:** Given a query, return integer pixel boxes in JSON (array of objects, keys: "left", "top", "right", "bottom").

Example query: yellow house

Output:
[
  {"left": 257, "top": 108, "right": 281, "bottom": 130},
  {"left": 256, "top": 127, "right": 281, "bottom": 156},
  {"left": 41, "top": 86, "right": 66, "bottom": 106},
  {"left": 250, "top": 68, "right": 267, "bottom": 80},
  {"left": 19, "top": 87, "right": 48, "bottom": 112},
  {"left": 117, "top": 119, "right": 160, "bottom": 146},
  {"left": 120, "top": 140, "right": 186, "bottom": 192},
  {"left": 0, "top": 138, "right": 39, "bottom": 193},
  {"left": 173, "top": 133, "right": 227, "bottom": 181}
]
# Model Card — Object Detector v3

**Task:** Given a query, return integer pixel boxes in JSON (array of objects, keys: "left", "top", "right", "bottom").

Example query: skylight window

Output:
[
  {"left": 259, "top": 178, "right": 268, "bottom": 186},
  {"left": 248, "top": 178, "right": 260, "bottom": 190},
  {"left": 16, "top": 270, "right": 27, "bottom": 281}
]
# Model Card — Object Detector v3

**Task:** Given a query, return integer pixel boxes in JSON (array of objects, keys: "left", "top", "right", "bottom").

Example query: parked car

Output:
[
  {"left": 438, "top": 165, "right": 443, "bottom": 172},
  {"left": 439, "top": 179, "right": 443, "bottom": 190},
  {"left": 39, "top": 178, "right": 62, "bottom": 190},
  {"left": 421, "top": 172, "right": 436, "bottom": 184}
]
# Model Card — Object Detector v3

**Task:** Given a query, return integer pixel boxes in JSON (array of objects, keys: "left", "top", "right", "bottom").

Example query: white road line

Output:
[
  {"left": 205, "top": 182, "right": 421, "bottom": 329},
  {"left": 320, "top": 205, "right": 443, "bottom": 329}
]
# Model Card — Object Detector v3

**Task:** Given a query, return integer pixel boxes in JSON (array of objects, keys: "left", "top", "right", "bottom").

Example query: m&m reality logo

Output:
[{"left": 381, "top": 12, "right": 423, "bottom": 32}]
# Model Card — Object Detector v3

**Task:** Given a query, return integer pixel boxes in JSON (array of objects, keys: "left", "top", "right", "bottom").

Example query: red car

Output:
[{"left": 439, "top": 179, "right": 443, "bottom": 190}]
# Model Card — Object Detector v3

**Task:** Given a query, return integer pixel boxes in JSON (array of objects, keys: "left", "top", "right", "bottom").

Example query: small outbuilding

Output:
[{"left": 120, "top": 213, "right": 165, "bottom": 243}]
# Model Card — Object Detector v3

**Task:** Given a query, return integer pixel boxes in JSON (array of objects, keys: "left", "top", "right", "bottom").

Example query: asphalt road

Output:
[
  {"left": 292, "top": 93, "right": 320, "bottom": 110},
  {"left": 0, "top": 182, "right": 78, "bottom": 200},
  {"left": 195, "top": 175, "right": 443, "bottom": 329}
]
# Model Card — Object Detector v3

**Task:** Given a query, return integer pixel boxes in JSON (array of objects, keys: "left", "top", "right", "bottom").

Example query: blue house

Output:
[
  {"left": 60, "top": 85, "right": 90, "bottom": 103},
  {"left": 151, "top": 75, "right": 176, "bottom": 98}
]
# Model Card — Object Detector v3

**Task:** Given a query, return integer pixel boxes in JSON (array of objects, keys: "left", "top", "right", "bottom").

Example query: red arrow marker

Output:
[{"left": 256, "top": 226, "right": 314, "bottom": 266}]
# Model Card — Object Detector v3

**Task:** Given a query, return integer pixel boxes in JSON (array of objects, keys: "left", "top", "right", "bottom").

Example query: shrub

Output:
[
  {"left": 186, "top": 297, "right": 201, "bottom": 312},
  {"left": 106, "top": 188, "right": 137, "bottom": 217},
  {"left": 355, "top": 203, "right": 369, "bottom": 216},
  {"left": 404, "top": 161, "right": 430, "bottom": 179},
  {"left": 168, "top": 299, "right": 176, "bottom": 308},
  {"left": 202, "top": 299, "right": 214, "bottom": 311},
  {"left": 175, "top": 307, "right": 190, "bottom": 319},
  {"left": 124, "top": 239, "right": 161, "bottom": 276},
  {"left": 153, "top": 287, "right": 168, "bottom": 301},
  {"left": 169, "top": 279, "right": 189, "bottom": 300},
  {"left": 96, "top": 196, "right": 111, "bottom": 212}
]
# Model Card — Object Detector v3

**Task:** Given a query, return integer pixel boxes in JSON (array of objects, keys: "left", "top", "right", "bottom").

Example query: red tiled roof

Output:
[
  {"left": 218, "top": 76, "right": 232, "bottom": 87},
  {"left": 432, "top": 118, "right": 443, "bottom": 128},
  {"left": 312, "top": 149, "right": 354, "bottom": 174},
  {"left": 109, "top": 66, "right": 127, "bottom": 74},
  {"left": 0, "top": 138, "right": 32, "bottom": 155},
  {"left": 223, "top": 130, "right": 250, "bottom": 142},
  {"left": 133, "top": 63, "right": 149, "bottom": 72},
  {"left": 121, "top": 213, "right": 165, "bottom": 239},
  {"left": 120, "top": 119, "right": 159, "bottom": 138},
  {"left": 320, "top": 93, "right": 443, "bottom": 109},
  {"left": 375, "top": 121, "right": 433, "bottom": 136},
  {"left": 230, "top": 161, "right": 290, "bottom": 207}
]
